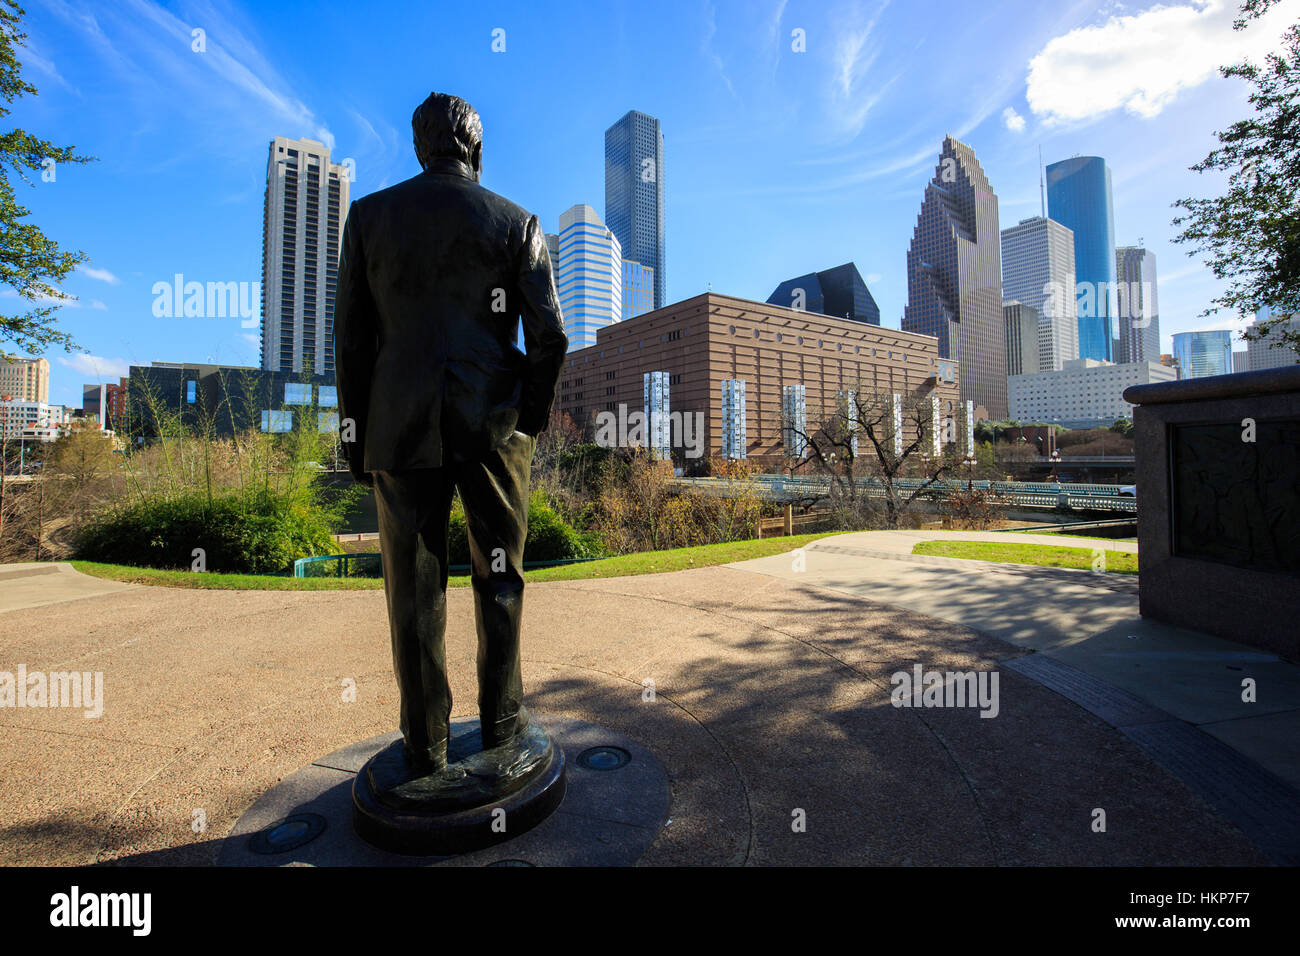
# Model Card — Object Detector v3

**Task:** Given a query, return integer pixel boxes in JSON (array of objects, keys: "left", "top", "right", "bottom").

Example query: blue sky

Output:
[{"left": 10, "top": 0, "right": 1299, "bottom": 407}]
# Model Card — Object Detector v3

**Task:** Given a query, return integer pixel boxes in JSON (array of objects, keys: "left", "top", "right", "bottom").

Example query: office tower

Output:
[
  {"left": 1003, "top": 301, "right": 1040, "bottom": 376},
  {"left": 1246, "top": 306, "right": 1300, "bottom": 369},
  {"left": 767, "top": 262, "right": 881, "bottom": 325},
  {"left": 260, "top": 136, "right": 350, "bottom": 374},
  {"left": 545, "top": 233, "right": 561, "bottom": 274},
  {"left": 1000, "top": 216, "right": 1078, "bottom": 370},
  {"left": 0, "top": 356, "right": 49, "bottom": 403},
  {"left": 1159, "top": 353, "right": 1181, "bottom": 380},
  {"left": 623, "top": 260, "right": 655, "bottom": 319},
  {"left": 1233, "top": 351, "right": 1250, "bottom": 373},
  {"left": 1114, "top": 246, "right": 1160, "bottom": 364},
  {"left": 903, "top": 135, "right": 1007, "bottom": 418},
  {"left": 555, "top": 204, "right": 622, "bottom": 351},
  {"left": 605, "top": 110, "right": 665, "bottom": 309},
  {"left": 1046, "top": 156, "right": 1116, "bottom": 362},
  {"left": 1172, "top": 330, "right": 1233, "bottom": 378}
]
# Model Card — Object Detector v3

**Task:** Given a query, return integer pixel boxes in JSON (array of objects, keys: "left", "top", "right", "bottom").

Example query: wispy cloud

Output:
[
  {"left": 1002, "top": 106, "right": 1026, "bottom": 133},
  {"left": 78, "top": 265, "right": 119, "bottom": 285},
  {"left": 702, "top": 2, "right": 738, "bottom": 99},
  {"left": 827, "top": 0, "right": 893, "bottom": 136},
  {"left": 57, "top": 353, "right": 131, "bottom": 380}
]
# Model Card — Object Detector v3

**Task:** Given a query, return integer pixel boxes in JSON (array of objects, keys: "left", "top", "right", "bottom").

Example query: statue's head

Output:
[{"left": 412, "top": 92, "right": 483, "bottom": 180}]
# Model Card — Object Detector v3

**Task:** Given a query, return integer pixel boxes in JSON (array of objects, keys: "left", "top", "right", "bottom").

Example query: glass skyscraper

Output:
[
  {"left": 555, "top": 204, "right": 622, "bottom": 351},
  {"left": 1172, "top": 330, "right": 1233, "bottom": 379},
  {"left": 767, "top": 262, "right": 881, "bottom": 325},
  {"left": 1046, "top": 156, "right": 1116, "bottom": 363},
  {"left": 1114, "top": 246, "right": 1160, "bottom": 365},
  {"left": 622, "top": 259, "right": 655, "bottom": 319},
  {"left": 605, "top": 110, "right": 665, "bottom": 310},
  {"left": 903, "top": 136, "right": 1007, "bottom": 419}
]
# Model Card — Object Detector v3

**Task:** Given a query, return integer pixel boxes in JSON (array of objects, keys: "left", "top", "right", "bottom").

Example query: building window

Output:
[
  {"left": 185, "top": 380, "right": 197, "bottom": 404},
  {"left": 284, "top": 382, "right": 312, "bottom": 405},
  {"left": 318, "top": 385, "right": 338, "bottom": 407}
]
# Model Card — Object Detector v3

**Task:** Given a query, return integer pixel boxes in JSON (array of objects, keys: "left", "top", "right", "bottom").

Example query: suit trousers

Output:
[{"left": 372, "top": 431, "right": 535, "bottom": 762}]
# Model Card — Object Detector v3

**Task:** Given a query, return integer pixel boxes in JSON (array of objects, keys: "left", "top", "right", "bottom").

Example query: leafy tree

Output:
[
  {"left": 0, "top": 0, "right": 94, "bottom": 356},
  {"left": 1172, "top": 0, "right": 1300, "bottom": 359}
]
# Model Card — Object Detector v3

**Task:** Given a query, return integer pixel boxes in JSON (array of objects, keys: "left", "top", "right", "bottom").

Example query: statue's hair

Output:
[{"left": 412, "top": 93, "right": 482, "bottom": 172}]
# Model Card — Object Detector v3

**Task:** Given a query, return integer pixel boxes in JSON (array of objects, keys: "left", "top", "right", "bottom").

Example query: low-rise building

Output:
[
  {"left": 1008, "top": 357, "right": 1176, "bottom": 428},
  {"left": 554, "top": 291, "right": 961, "bottom": 469}
]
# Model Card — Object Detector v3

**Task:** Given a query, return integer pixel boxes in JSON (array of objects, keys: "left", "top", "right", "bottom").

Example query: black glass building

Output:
[{"left": 766, "top": 262, "right": 881, "bottom": 326}]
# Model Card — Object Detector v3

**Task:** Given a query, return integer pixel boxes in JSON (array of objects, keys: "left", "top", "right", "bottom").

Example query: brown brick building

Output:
[{"left": 555, "top": 292, "right": 962, "bottom": 469}]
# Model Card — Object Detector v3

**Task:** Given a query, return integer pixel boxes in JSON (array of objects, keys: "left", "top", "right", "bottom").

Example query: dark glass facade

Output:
[
  {"left": 767, "top": 262, "right": 881, "bottom": 326},
  {"left": 903, "top": 136, "right": 1007, "bottom": 418},
  {"left": 1046, "top": 156, "right": 1116, "bottom": 363},
  {"left": 604, "top": 111, "right": 666, "bottom": 310}
]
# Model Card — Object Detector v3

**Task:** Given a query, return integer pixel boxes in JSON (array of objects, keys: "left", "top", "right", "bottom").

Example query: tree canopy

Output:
[{"left": 0, "top": 0, "right": 94, "bottom": 358}]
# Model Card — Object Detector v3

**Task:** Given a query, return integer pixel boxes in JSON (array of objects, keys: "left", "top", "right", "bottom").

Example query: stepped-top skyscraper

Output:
[
  {"left": 1000, "top": 216, "right": 1079, "bottom": 371},
  {"left": 1046, "top": 156, "right": 1116, "bottom": 363},
  {"left": 1114, "top": 246, "right": 1160, "bottom": 365},
  {"left": 554, "top": 204, "right": 622, "bottom": 351},
  {"left": 903, "top": 136, "right": 1007, "bottom": 418},
  {"left": 260, "top": 136, "right": 350, "bottom": 374},
  {"left": 605, "top": 110, "right": 665, "bottom": 310}
]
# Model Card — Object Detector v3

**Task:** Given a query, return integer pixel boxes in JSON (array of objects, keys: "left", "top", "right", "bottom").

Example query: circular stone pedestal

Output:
[
  {"left": 217, "top": 716, "right": 670, "bottom": 867},
  {"left": 352, "top": 717, "right": 566, "bottom": 856}
]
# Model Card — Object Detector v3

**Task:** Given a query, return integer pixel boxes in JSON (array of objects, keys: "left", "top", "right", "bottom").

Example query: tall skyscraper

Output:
[
  {"left": 903, "top": 135, "right": 1007, "bottom": 418},
  {"left": 1003, "top": 301, "right": 1040, "bottom": 376},
  {"left": 767, "top": 262, "right": 881, "bottom": 325},
  {"left": 260, "top": 136, "right": 350, "bottom": 375},
  {"left": 1115, "top": 246, "right": 1160, "bottom": 365},
  {"left": 622, "top": 260, "right": 655, "bottom": 319},
  {"left": 1172, "top": 330, "right": 1233, "bottom": 378},
  {"left": 555, "top": 204, "right": 622, "bottom": 351},
  {"left": 0, "top": 356, "right": 49, "bottom": 403},
  {"left": 1000, "top": 216, "right": 1078, "bottom": 371},
  {"left": 605, "top": 110, "right": 665, "bottom": 310},
  {"left": 1046, "top": 156, "right": 1116, "bottom": 363}
]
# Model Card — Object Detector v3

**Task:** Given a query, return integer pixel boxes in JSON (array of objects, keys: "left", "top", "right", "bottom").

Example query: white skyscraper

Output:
[
  {"left": 1000, "top": 216, "right": 1079, "bottom": 372},
  {"left": 555, "top": 204, "right": 622, "bottom": 351},
  {"left": 260, "top": 137, "right": 351, "bottom": 374}
]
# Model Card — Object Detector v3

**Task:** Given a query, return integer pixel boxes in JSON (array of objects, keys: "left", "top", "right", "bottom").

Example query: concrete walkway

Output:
[{"left": 0, "top": 534, "right": 1294, "bottom": 866}]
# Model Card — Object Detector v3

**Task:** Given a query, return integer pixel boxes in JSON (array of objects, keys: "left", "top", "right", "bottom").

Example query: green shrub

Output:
[
  {"left": 447, "top": 492, "right": 600, "bottom": 566},
  {"left": 76, "top": 489, "right": 335, "bottom": 574}
]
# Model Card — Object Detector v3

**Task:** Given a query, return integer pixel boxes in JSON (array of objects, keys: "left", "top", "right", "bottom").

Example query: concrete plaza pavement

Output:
[{"left": 0, "top": 533, "right": 1293, "bottom": 866}]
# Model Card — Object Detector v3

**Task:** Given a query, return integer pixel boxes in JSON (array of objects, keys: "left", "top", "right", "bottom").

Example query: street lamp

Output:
[
  {"left": 1050, "top": 449, "right": 1062, "bottom": 484},
  {"left": 965, "top": 454, "right": 976, "bottom": 491}
]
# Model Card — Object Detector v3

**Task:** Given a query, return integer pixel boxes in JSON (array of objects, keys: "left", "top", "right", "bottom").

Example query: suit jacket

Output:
[{"left": 333, "top": 158, "right": 568, "bottom": 478}]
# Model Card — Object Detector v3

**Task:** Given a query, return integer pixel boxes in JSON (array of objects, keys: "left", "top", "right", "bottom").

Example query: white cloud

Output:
[
  {"left": 827, "top": 1, "right": 893, "bottom": 136},
  {"left": 78, "top": 265, "right": 119, "bottom": 284},
  {"left": 57, "top": 354, "right": 131, "bottom": 380},
  {"left": 1026, "top": 0, "right": 1300, "bottom": 125},
  {"left": 1002, "top": 106, "right": 1026, "bottom": 132},
  {"left": 866, "top": 272, "right": 883, "bottom": 284}
]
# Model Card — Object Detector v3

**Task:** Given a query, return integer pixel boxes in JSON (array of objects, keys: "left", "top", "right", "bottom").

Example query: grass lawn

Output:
[
  {"left": 911, "top": 539, "right": 1138, "bottom": 574},
  {"left": 69, "top": 531, "right": 843, "bottom": 591}
]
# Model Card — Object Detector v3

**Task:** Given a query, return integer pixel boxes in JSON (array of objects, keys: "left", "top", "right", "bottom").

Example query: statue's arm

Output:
[
  {"left": 334, "top": 202, "right": 377, "bottom": 484},
  {"left": 515, "top": 214, "right": 568, "bottom": 437}
]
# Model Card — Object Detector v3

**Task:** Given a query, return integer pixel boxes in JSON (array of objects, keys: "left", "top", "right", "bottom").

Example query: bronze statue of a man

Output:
[{"left": 334, "top": 92, "right": 567, "bottom": 774}]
